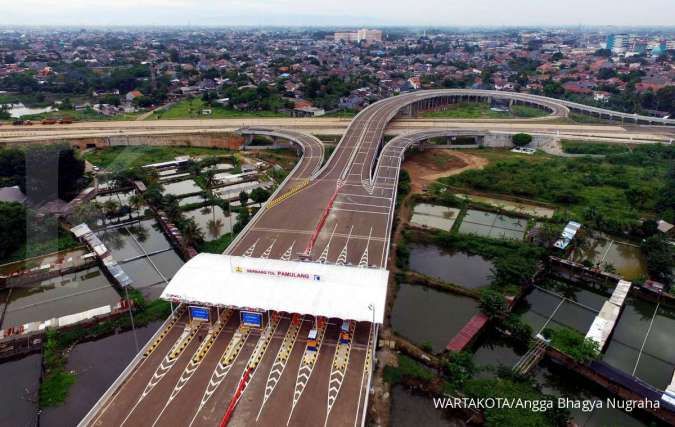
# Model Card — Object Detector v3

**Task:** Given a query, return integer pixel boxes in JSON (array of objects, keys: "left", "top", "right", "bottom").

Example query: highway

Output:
[{"left": 80, "top": 90, "right": 674, "bottom": 427}]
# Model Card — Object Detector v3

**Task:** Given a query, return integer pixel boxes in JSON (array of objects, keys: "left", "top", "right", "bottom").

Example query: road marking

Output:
[
  {"left": 256, "top": 314, "right": 304, "bottom": 421},
  {"left": 287, "top": 317, "right": 327, "bottom": 425},
  {"left": 358, "top": 228, "right": 372, "bottom": 268},
  {"left": 335, "top": 225, "right": 353, "bottom": 266},
  {"left": 188, "top": 324, "right": 251, "bottom": 427},
  {"left": 324, "top": 320, "right": 356, "bottom": 427},
  {"left": 353, "top": 324, "right": 375, "bottom": 427},
  {"left": 280, "top": 241, "right": 295, "bottom": 261},
  {"left": 331, "top": 207, "right": 390, "bottom": 216},
  {"left": 318, "top": 223, "right": 338, "bottom": 264},
  {"left": 243, "top": 239, "right": 260, "bottom": 257},
  {"left": 260, "top": 239, "right": 277, "bottom": 259},
  {"left": 151, "top": 310, "right": 233, "bottom": 427},
  {"left": 120, "top": 322, "right": 202, "bottom": 426}
]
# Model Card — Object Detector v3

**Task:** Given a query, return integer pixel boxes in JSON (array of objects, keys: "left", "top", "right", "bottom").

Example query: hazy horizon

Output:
[{"left": 2, "top": 0, "right": 675, "bottom": 27}]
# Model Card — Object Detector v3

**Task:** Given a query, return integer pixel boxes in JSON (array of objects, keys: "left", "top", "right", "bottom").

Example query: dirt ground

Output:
[{"left": 403, "top": 149, "right": 489, "bottom": 193}]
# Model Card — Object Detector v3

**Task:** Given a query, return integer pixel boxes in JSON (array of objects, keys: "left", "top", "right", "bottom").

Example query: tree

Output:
[
  {"left": 181, "top": 218, "right": 204, "bottom": 247},
  {"left": 0, "top": 202, "right": 26, "bottom": 260},
  {"left": 102, "top": 199, "right": 120, "bottom": 223},
  {"left": 129, "top": 193, "right": 145, "bottom": 219},
  {"left": 8, "top": 144, "right": 85, "bottom": 202},
  {"left": 512, "top": 133, "right": 533, "bottom": 147},
  {"left": 544, "top": 327, "right": 600, "bottom": 364},
  {"left": 641, "top": 235, "right": 673, "bottom": 284},
  {"left": 250, "top": 187, "right": 271, "bottom": 206},
  {"left": 238, "top": 190, "right": 249, "bottom": 207},
  {"left": 479, "top": 289, "right": 508, "bottom": 319}
]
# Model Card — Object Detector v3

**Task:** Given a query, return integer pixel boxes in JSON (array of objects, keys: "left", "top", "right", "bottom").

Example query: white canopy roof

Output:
[{"left": 161, "top": 253, "right": 389, "bottom": 323}]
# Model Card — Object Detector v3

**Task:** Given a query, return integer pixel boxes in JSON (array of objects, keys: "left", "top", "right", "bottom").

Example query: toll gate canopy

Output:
[{"left": 161, "top": 253, "right": 388, "bottom": 323}]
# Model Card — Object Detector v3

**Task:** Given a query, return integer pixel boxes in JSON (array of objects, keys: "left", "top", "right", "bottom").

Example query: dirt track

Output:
[{"left": 404, "top": 149, "right": 488, "bottom": 193}]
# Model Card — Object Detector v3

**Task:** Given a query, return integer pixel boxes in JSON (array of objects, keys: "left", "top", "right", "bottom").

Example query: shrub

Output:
[
  {"left": 544, "top": 327, "right": 600, "bottom": 364},
  {"left": 512, "top": 133, "right": 533, "bottom": 147}
]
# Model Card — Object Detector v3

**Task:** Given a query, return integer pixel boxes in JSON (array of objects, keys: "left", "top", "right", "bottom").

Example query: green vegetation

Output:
[
  {"left": 396, "top": 169, "right": 411, "bottom": 207},
  {"left": 197, "top": 233, "right": 235, "bottom": 254},
  {"left": 641, "top": 234, "right": 673, "bottom": 284},
  {"left": 465, "top": 372, "right": 569, "bottom": 426},
  {"left": 561, "top": 140, "right": 630, "bottom": 155},
  {"left": 510, "top": 105, "right": 549, "bottom": 118},
  {"left": 151, "top": 97, "right": 288, "bottom": 120},
  {"left": 40, "top": 329, "right": 76, "bottom": 407},
  {"left": 83, "top": 145, "right": 234, "bottom": 169},
  {"left": 21, "top": 107, "right": 142, "bottom": 122},
  {"left": 39, "top": 295, "right": 171, "bottom": 408},
  {"left": 421, "top": 103, "right": 548, "bottom": 120},
  {"left": 406, "top": 229, "right": 544, "bottom": 293},
  {"left": 543, "top": 327, "right": 600, "bottom": 364},
  {"left": 441, "top": 145, "right": 674, "bottom": 234},
  {"left": 511, "top": 133, "right": 533, "bottom": 147},
  {"left": 1, "top": 144, "right": 85, "bottom": 201},
  {"left": 383, "top": 354, "right": 434, "bottom": 384},
  {"left": 421, "top": 102, "right": 511, "bottom": 119},
  {"left": 442, "top": 351, "right": 475, "bottom": 390},
  {"left": 0, "top": 201, "right": 81, "bottom": 263}
]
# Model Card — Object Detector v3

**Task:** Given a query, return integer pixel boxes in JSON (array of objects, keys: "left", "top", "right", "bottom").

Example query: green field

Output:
[
  {"left": 420, "top": 102, "right": 549, "bottom": 119},
  {"left": 84, "top": 146, "right": 234, "bottom": 169},
  {"left": 561, "top": 140, "right": 630, "bottom": 155},
  {"left": 439, "top": 146, "right": 673, "bottom": 234},
  {"left": 149, "top": 98, "right": 288, "bottom": 120},
  {"left": 18, "top": 107, "right": 142, "bottom": 122}
]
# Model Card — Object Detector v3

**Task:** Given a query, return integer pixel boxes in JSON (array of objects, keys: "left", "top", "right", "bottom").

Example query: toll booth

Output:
[
  {"left": 307, "top": 329, "right": 319, "bottom": 351},
  {"left": 240, "top": 309, "right": 267, "bottom": 329}
]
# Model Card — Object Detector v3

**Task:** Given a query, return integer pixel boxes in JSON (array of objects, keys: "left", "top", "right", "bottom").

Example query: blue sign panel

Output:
[
  {"left": 190, "top": 306, "right": 210, "bottom": 322},
  {"left": 241, "top": 311, "right": 263, "bottom": 328}
]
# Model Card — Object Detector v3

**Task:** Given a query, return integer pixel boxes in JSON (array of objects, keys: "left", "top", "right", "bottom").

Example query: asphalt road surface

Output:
[{"left": 80, "top": 89, "right": 674, "bottom": 427}]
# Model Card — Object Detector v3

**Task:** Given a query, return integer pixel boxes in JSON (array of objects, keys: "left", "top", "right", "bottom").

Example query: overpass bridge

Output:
[{"left": 79, "top": 90, "right": 674, "bottom": 427}]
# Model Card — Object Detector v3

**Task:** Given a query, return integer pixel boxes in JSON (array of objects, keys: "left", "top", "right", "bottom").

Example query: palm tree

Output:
[
  {"left": 102, "top": 199, "right": 120, "bottom": 224},
  {"left": 203, "top": 169, "right": 218, "bottom": 223},
  {"left": 181, "top": 219, "right": 204, "bottom": 248},
  {"left": 207, "top": 218, "right": 224, "bottom": 240},
  {"left": 129, "top": 193, "right": 145, "bottom": 220}
]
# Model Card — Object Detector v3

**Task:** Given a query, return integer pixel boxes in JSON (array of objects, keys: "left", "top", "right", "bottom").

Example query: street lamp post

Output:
[{"left": 124, "top": 285, "right": 140, "bottom": 353}]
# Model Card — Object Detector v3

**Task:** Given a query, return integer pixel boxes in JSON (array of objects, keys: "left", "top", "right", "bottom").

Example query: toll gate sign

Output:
[
  {"left": 190, "top": 306, "right": 210, "bottom": 322},
  {"left": 241, "top": 311, "right": 263, "bottom": 328}
]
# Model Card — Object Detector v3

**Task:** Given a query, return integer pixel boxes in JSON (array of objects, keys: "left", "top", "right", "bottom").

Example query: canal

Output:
[
  {"left": 408, "top": 243, "right": 493, "bottom": 289},
  {"left": 391, "top": 283, "right": 479, "bottom": 353}
]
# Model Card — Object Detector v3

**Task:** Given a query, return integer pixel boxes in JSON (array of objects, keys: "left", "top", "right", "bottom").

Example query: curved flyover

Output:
[{"left": 227, "top": 89, "right": 673, "bottom": 266}]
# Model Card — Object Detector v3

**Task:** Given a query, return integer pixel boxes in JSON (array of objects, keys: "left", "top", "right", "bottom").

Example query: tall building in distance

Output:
[
  {"left": 606, "top": 34, "right": 630, "bottom": 53},
  {"left": 334, "top": 29, "right": 383, "bottom": 43}
]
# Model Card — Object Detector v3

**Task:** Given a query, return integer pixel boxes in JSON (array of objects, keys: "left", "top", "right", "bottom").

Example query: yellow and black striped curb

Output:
[
  {"left": 144, "top": 306, "right": 186, "bottom": 358},
  {"left": 265, "top": 179, "right": 310, "bottom": 209}
]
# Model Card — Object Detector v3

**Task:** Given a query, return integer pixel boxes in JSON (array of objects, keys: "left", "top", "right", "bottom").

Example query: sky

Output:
[{"left": 1, "top": 0, "right": 674, "bottom": 27}]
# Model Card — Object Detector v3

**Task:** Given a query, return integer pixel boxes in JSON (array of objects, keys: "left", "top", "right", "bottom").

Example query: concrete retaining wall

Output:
[{"left": 66, "top": 132, "right": 246, "bottom": 151}]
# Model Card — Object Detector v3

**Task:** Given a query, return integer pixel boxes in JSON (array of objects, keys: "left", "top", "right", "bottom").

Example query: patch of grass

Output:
[
  {"left": 40, "top": 329, "right": 75, "bottom": 408},
  {"left": 2, "top": 233, "right": 81, "bottom": 264},
  {"left": 197, "top": 233, "right": 235, "bottom": 254},
  {"left": 543, "top": 327, "right": 600, "bottom": 364},
  {"left": 441, "top": 146, "right": 672, "bottom": 235},
  {"left": 84, "top": 146, "right": 233, "bottom": 169},
  {"left": 421, "top": 103, "right": 511, "bottom": 119},
  {"left": 383, "top": 354, "right": 434, "bottom": 385},
  {"left": 561, "top": 140, "right": 630, "bottom": 155},
  {"left": 510, "top": 104, "right": 549, "bottom": 118},
  {"left": 151, "top": 98, "right": 288, "bottom": 120},
  {"left": 21, "top": 107, "right": 142, "bottom": 122},
  {"left": 39, "top": 293, "right": 172, "bottom": 408}
]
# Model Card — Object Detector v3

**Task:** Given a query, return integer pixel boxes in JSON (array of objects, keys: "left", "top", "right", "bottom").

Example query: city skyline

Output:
[{"left": 2, "top": 0, "right": 675, "bottom": 27}]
